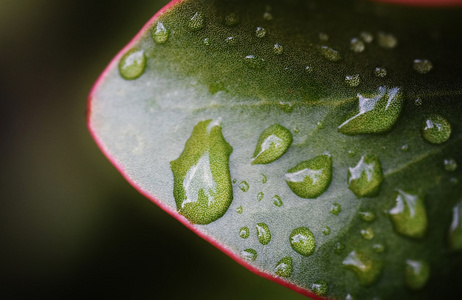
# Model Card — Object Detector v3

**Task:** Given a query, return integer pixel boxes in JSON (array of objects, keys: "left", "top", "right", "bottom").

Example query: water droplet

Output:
[
  {"left": 118, "top": 48, "right": 146, "bottom": 80},
  {"left": 421, "top": 114, "right": 452, "bottom": 144},
  {"left": 361, "top": 228, "right": 375, "bottom": 240},
  {"left": 359, "top": 211, "right": 376, "bottom": 222},
  {"left": 225, "top": 36, "right": 236, "bottom": 45},
  {"left": 290, "top": 227, "right": 316, "bottom": 256},
  {"left": 348, "top": 154, "right": 384, "bottom": 198},
  {"left": 319, "top": 32, "right": 329, "bottom": 41},
  {"left": 388, "top": 190, "right": 427, "bottom": 238},
  {"left": 377, "top": 32, "right": 398, "bottom": 49},
  {"left": 285, "top": 154, "right": 333, "bottom": 199},
  {"left": 305, "top": 66, "right": 313, "bottom": 74},
  {"left": 322, "top": 226, "right": 331, "bottom": 235},
  {"left": 241, "top": 248, "right": 257, "bottom": 261},
  {"left": 345, "top": 74, "right": 361, "bottom": 87},
  {"left": 338, "top": 86, "right": 403, "bottom": 135},
  {"left": 334, "top": 242, "right": 345, "bottom": 253},
  {"left": 188, "top": 12, "right": 204, "bottom": 30},
  {"left": 170, "top": 120, "right": 233, "bottom": 224},
  {"left": 239, "top": 227, "right": 250, "bottom": 238},
  {"left": 257, "top": 192, "right": 264, "bottom": 201},
  {"left": 414, "top": 98, "right": 423, "bottom": 106},
  {"left": 319, "top": 46, "right": 341, "bottom": 62},
  {"left": 348, "top": 149, "right": 357, "bottom": 157},
  {"left": 273, "top": 195, "right": 283, "bottom": 207},
  {"left": 405, "top": 259, "right": 430, "bottom": 290},
  {"left": 444, "top": 159, "right": 458, "bottom": 172},
  {"left": 449, "top": 200, "right": 462, "bottom": 251},
  {"left": 232, "top": 179, "right": 237, "bottom": 184},
  {"left": 330, "top": 203, "right": 342, "bottom": 215},
  {"left": 317, "top": 121, "right": 325, "bottom": 129},
  {"left": 256, "top": 223, "right": 271, "bottom": 245},
  {"left": 343, "top": 251, "right": 383, "bottom": 286},
  {"left": 273, "top": 43, "right": 284, "bottom": 55},
  {"left": 263, "top": 12, "right": 273, "bottom": 21},
  {"left": 152, "top": 22, "right": 169, "bottom": 44},
  {"left": 244, "top": 55, "right": 265, "bottom": 69},
  {"left": 261, "top": 174, "right": 268, "bottom": 183},
  {"left": 236, "top": 206, "right": 243, "bottom": 214},
  {"left": 252, "top": 124, "right": 293, "bottom": 164},
  {"left": 311, "top": 280, "right": 328, "bottom": 296},
  {"left": 360, "top": 31, "right": 374, "bottom": 43},
  {"left": 413, "top": 59, "right": 433, "bottom": 74},
  {"left": 374, "top": 67, "right": 387, "bottom": 78},
  {"left": 255, "top": 27, "right": 267, "bottom": 38},
  {"left": 401, "top": 144, "right": 409, "bottom": 152},
  {"left": 372, "top": 243, "right": 385, "bottom": 253},
  {"left": 224, "top": 13, "right": 239, "bottom": 26},
  {"left": 239, "top": 181, "right": 249, "bottom": 192},
  {"left": 345, "top": 294, "right": 356, "bottom": 300},
  {"left": 350, "top": 38, "right": 365, "bottom": 53},
  {"left": 274, "top": 257, "right": 293, "bottom": 277},
  {"left": 203, "top": 37, "right": 210, "bottom": 46}
]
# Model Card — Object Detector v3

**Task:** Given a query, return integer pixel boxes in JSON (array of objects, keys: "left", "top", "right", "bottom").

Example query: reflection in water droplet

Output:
[
  {"left": 275, "top": 257, "right": 293, "bottom": 278},
  {"left": 290, "top": 227, "right": 316, "bottom": 256},
  {"left": 388, "top": 190, "right": 427, "bottom": 238},
  {"left": 239, "top": 227, "right": 250, "bottom": 238},
  {"left": 273, "top": 43, "right": 284, "bottom": 55},
  {"left": 255, "top": 27, "right": 267, "bottom": 38},
  {"left": 319, "top": 33, "right": 329, "bottom": 41},
  {"left": 345, "top": 74, "right": 361, "bottom": 87},
  {"left": 261, "top": 174, "right": 268, "bottom": 183},
  {"left": 413, "top": 59, "right": 433, "bottom": 74},
  {"left": 348, "top": 154, "right": 383, "bottom": 198},
  {"left": 322, "top": 226, "right": 331, "bottom": 235},
  {"left": 170, "top": 120, "right": 233, "bottom": 224},
  {"left": 444, "top": 159, "right": 458, "bottom": 172},
  {"left": 319, "top": 46, "right": 341, "bottom": 62},
  {"left": 285, "top": 154, "right": 333, "bottom": 199},
  {"left": 405, "top": 259, "right": 430, "bottom": 290},
  {"left": 252, "top": 124, "right": 292, "bottom": 164},
  {"left": 311, "top": 280, "right": 328, "bottom": 296},
  {"left": 152, "top": 22, "right": 169, "bottom": 44},
  {"left": 224, "top": 13, "right": 239, "bottom": 26},
  {"left": 256, "top": 223, "right": 271, "bottom": 245},
  {"left": 361, "top": 228, "right": 375, "bottom": 240},
  {"left": 359, "top": 211, "right": 376, "bottom": 222},
  {"left": 236, "top": 206, "right": 243, "bottom": 214},
  {"left": 374, "top": 67, "right": 387, "bottom": 78},
  {"left": 334, "top": 242, "right": 345, "bottom": 253},
  {"left": 343, "top": 251, "right": 383, "bottom": 286},
  {"left": 118, "top": 49, "right": 146, "bottom": 80},
  {"left": 244, "top": 55, "right": 265, "bottom": 69},
  {"left": 449, "top": 200, "right": 462, "bottom": 251},
  {"left": 239, "top": 181, "right": 249, "bottom": 192},
  {"left": 188, "top": 12, "right": 204, "bottom": 30},
  {"left": 421, "top": 114, "right": 451, "bottom": 144},
  {"left": 350, "top": 38, "right": 365, "bottom": 53},
  {"left": 273, "top": 195, "right": 283, "bottom": 207},
  {"left": 360, "top": 31, "right": 374, "bottom": 43},
  {"left": 372, "top": 243, "right": 385, "bottom": 253},
  {"left": 241, "top": 248, "right": 257, "bottom": 261},
  {"left": 330, "top": 203, "right": 342, "bottom": 215},
  {"left": 257, "top": 192, "right": 264, "bottom": 202},
  {"left": 377, "top": 32, "right": 398, "bottom": 49}
]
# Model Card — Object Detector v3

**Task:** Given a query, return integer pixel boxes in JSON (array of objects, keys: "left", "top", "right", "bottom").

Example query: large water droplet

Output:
[
  {"left": 255, "top": 27, "right": 267, "bottom": 38},
  {"left": 348, "top": 154, "right": 383, "bottom": 198},
  {"left": 224, "top": 13, "right": 239, "bottom": 26},
  {"left": 330, "top": 203, "right": 342, "bottom": 215},
  {"left": 444, "top": 158, "right": 458, "bottom": 172},
  {"left": 188, "top": 12, "right": 204, "bottom": 31},
  {"left": 170, "top": 120, "right": 233, "bottom": 224},
  {"left": 449, "top": 200, "right": 462, "bottom": 251},
  {"left": 290, "top": 227, "right": 316, "bottom": 257},
  {"left": 361, "top": 228, "right": 375, "bottom": 240},
  {"left": 343, "top": 251, "right": 382, "bottom": 286},
  {"left": 285, "top": 154, "right": 333, "bottom": 199},
  {"left": 118, "top": 49, "right": 146, "bottom": 80},
  {"left": 252, "top": 124, "right": 293, "bottom": 164},
  {"left": 377, "top": 32, "right": 398, "bottom": 49},
  {"left": 256, "top": 223, "right": 271, "bottom": 245},
  {"left": 239, "top": 227, "right": 250, "bottom": 238},
  {"left": 359, "top": 211, "right": 376, "bottom": 222},
  {"left": 241, "top": 248, "right": 257, "bottom": 261},
  {"left": 350, "top": 38, "right": 365, "bottom": 53},
  {"left": 405, "top": 259, "right": 430, "bottom": 290},
  {"left": 244, "top": 55, "right": 265, "bottom": 69},
  {"left": 274, "top": 257, "right": 293, "bottom": 278},
  {"left": 152, "top": 22, "right": 169, "bottom": 44},
  {"left": 319, "top": 46, "right": 341, "bottom": 61},
  {"left": 311, "top": 280, "right": 328, "bottom": 296},
  {"left": 239, "top": 181, "right": 249, "bottom": 192},
  {"left": 345, "top": 74, "right": 361, "bottom": 87},
  {"left": 421, "top": 114, "right": 452, "bottom": 144},
  {"left": 338, "top": 86, "right": 403, "bottom": 135},
  {"left": 413, "top": 59, "right": 433, "bottom": 74},
  {"left": 273, "top": 195, "right": 283, "bottom": 207},
  {"left": 388, "top": 190, "right": 427, "bottom": 238}
]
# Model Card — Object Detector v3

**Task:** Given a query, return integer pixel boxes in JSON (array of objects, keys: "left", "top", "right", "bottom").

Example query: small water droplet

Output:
[
  {"left": 414, "top": 98, "right": 423, "bottom": 106},
  {"left": 290, "top": 227, "right": 316, "bottom": 256},
  {"left": 261, "top": 174, "right": 268, "bottom": 183},
  {"left": 348, "top": 154, "right": 384, "bottom": 198},
  {"left": 255, "top": 27, "right": 267, "bottom": 38},
  {"left": 388, "top": 190, "right": 427, "bottom": 238},
  {"left": 359, "top": 211, "right": 376, "bottom": 222},
  {"left": 311, "top": 280, "right": 328, "bottom": 296},
  {"left": 203, "top": 37, "right": 210, "bottom": 46},
  {"left": 232, "top": 179, "right": 237, "bottom": 184},
  {"left": 224, "top": 13, "right": 239, "bottom": 26},
  {"left": 343, "top": 251, "right": 383, "bottom": 286},
  {"left": 361, "top": 228, "right": 375, "bottom": 240},
  {"left": 350, "top": 38, "right": 365, "bottom": 53},
  {"left": 322, "top": 226, "right": 331, "bottom": 235},
  {"left": 257, "top": 192, "right": 264, "bottom": 201},
  {"left": 263, "top": 12, "right": 273, "bottom": 21},
  {"left": 274, "top": 257, "right": 293, "bottom": 277},
  {"left": 305, "top": 66, "right": 313, "bottom": 74},
  {"left": 225, "top": 36, "right": 237, "bottom": 45},
  {"left": 422, "top": 114, "right": 452, "bottom": 144},
  {"left": 252, "top": 124, "right": 293, "bottom": 164},
  {"left": 374, "top": 67, "right": 387, "bottom": 78},
  {"left": 348, "top": 150, "right": 357, "bottom": 157},
  {"left": 319, "top": 32, "right": 329, "bottom": 41},
  {"left": 244, "top": 55, "right": 265, "bottom": 69},
  {"left": 256, "top": 223, "right": 271, "bottom": 245},
  {"left": 345, "top": 74, "right": 361, "bottom": 87},
  {"left": 413, "top": 59, "right": 433, "bottom": 74},
  {"left": 118, "top": 48, "right": 146, "bottom": 80},
  {"left": 239, "top": 181, "right": 249, "bottom": 192},
  {"left": 236, "top": 206, "right": 243, "bottom": 214},
  {"left": 285, "top": 154, "right": 333, "bottom": 199},
  {"left": 334, "top": 242, "right": 345, "bottom": 253},
  {"left": 377, "top": 32, "right": 398, "bottom": 49},
  {"left": 152, "top": 22, "right": 169, "bottom": 44},
  {"left": 239, "top": 227, "right": 250, "bottom": 238},
  {"left": 449, "top": 200, "right": 462, "bottom": 251},
  {"left": 273, "top": 195, "right": 283, "bottom": 207},
  {"left": 317, "top": 121, "right": 325, "bottom": 129},
  {"left": 273, "top": 43, "right": 284, "bottom": 55},
  {"left": 319, "top": 46, "right": 341, "bottom": 62},
  {"left": 345, "top": 294, "right": 356, "bottom": 300},
  {"left": 405, "top": 259, "right": 430, "bottom": 290},
  {"left": 241, "top": 248, "right": 257, "bottom": 261},
  {"left": 330, "top": 203, "right": 342, "bottom": 215},
  {"left": 372, "top": 243, "right": 385, "bottom": 253},
  {"left": 188, "top": 12, "right": 204, "bottom": 30},
  {"left": 401, "top": 144, "right": 409, "bottom": 152},
  {"left": 360, "top": 31, "right": 374, "bottom": 43},
  {"left": 444, "top": 158, "right": 458, "bottom": 172}
]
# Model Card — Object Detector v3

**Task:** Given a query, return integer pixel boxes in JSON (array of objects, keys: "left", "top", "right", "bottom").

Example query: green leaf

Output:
[{"left": 88, "top": 0, "right": 462, "bottom": 298}]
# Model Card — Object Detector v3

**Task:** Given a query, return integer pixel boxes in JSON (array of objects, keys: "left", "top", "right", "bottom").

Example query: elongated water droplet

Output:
[
  {"left": 330, "top": 203, "right": 342, "bottom": 215},
  {"left": 444, "top": 159, "right": 458, "bottom": 172},
  {"left": 377, "top": 32, "right": 397, "bottom": 49},
  {"left": 405, "top": 259, "right": 430, "bottom": 290},
  {"left": 255, "top": 27, "right": 267, "bottom": 38},
  {"left": 372, "top": 243, "right": 385, "bottom": 253},
  {"left": 273, "top": 195, "right": 283, "bottom": 207},
  {"left": 257, "top": 192, "right": 264, "bottom": 201},
  {"left": 188, "top": 12, "right": 204, "bottom": 30},
  {"left": 118, "top": 49, "right": 146, "bottom": 80},
  {"left": 170, "top": 120, "right": 233, "bottom": 224},
  {"left": 239, "top": 227, "right": 249, "bottom": 238},
  {"left": 359, "top": 211, "right": 376, "bottom": 222},
  {"left": 261, "top": 174, "right": 268, "bottom": 183},
  {"left": 338, "top": 86, "right": 403, "bottom": 135},
  {"left": 256, "top": 223, "right": 271, "bottom": 245},
  {"left": 290, "top": 227, "right": 316, "bottom": 257},
  {"left": 360, "top": 31, "right": 374, "bottom": 43},
  {"left": 239, "top": 181, "right": 249, "bottom": 192},
  {"left": 236, "top": 206, "right": 243, "bottom": 214},
  {"left": 322, "top": 226, "right": 331, "bottom": 235},
  {"left": 449, "top": 200, "right": 462, "bottom": 251},
  {"left": 388, "top": 190, "right": 427, "bottom": 238},
  {"left": 361, "top": 228, "right": 374, "bottom": 240},
  {"left": 273, "top": 43, "right": 284, "bottom": 55},
  {"left": 252, "top": 124, "right": 292, "bottom": 164},
  {"left": 311, "top": 280, "right": 328, "bottom": 296},
  {"left": 241, "top": 248, "right": 257, "bottom": 261},
  {"left": 413, "top": 59, "right": 433, "bottom": 74},
  {"left": 421, "top": 114, "right": 452, "bottom": 144},
  {"left": 285, "top": 154, "right": 332, "bottom": 199},
  {"left": 374, "top": 67, "right": 387, "bottom": 78},
  {"left": 244, "top": 55, "right": 265, "bottom": 69},
  {"left": 343, "top": 251, "right": 382, "bottom": 286},
  {"left": 319, "top": 46, "right": 341, "bottom": 61},
  {"left": 152, "top": 22, "right": 169, "bottom": 44},
  {"left": 345, "top": 74, "right": 361, "bottom": 87},
  {"left": 224, "top": 13, "right": 240, "bottom": 26},
  {"left": 350, "top": 38, "right": 365, "bottom": 53},
  {"left": 348, "top": 154, "right": 383, "bottom": 198},
  {"left": 274, "top": 257, "right": 293, "bottom": 277}
]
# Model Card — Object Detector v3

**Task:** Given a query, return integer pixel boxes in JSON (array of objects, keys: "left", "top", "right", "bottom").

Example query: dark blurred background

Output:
[{"left": 0, "top": 0, "right": 306, "bottom": 299}]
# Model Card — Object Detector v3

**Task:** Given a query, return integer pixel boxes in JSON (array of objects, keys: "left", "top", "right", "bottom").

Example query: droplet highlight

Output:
[
  {"left": 252, "top": 124, "right": 293, "bottom": 164},
  {"left": 290, "top": 227, "right": 316, "bottom": 257},
  {"left": 343, "top": 251, "right": 382, "bottom": 286},
  {"left": 405, "top": 259, "right": 430, "bottom": 290},
  {"left": 421, "top": 114, "right": 452, "bottom": 144},
  {"left": 118, "top": 49, "right": 146, "bottom": 80},
  {"left": 152, "top": 22, "right": 169, "bottom": 44},
  {"left": 348, "top": 154, "right": 383, "bottom": 198},
  {"left": 388, "top": 190, "right": 427, "bottom": 238},
  {"left": 256, "top": 223, "right": 271, "bottom": 245},
  {"left": 274, "top": 257, "right": 293, "bottom": 278}
]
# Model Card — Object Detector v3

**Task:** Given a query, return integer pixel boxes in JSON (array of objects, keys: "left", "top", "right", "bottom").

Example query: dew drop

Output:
[
  {"left": 225, "top": 36, "right": 237, "bottom": 45},
  {"left": 273, "top": 195, "right": 283, "bottom": 207},
  {"left": 377, "top": 32, "right": 398, "bottom": 49},
  {"left": 322, "top": 226, "right": 331, "bottom": 235},
  {"left": 421, "top": 114, "right": 452, "bottom": 144},
  {"left": 257, "top": 192, "right": 264, "bottom": 202},
  {"left": 319, "top": 46, "right": 341, "bottom": 62},
  {"left": 274, "top": 257, "right": 293, "bottom": 278},
  {"left": 311, "top": 280, "right": 328, "bottom": 296},
  {"left": 285, "top": 154, "right": 333, "bottom": 199},
  {"left": 444, "top": 159, "right": 458, "bottom": 172},
  {"left": 239, "top": 227, "right": 250, "bottom": 238},
  {"left": 348, "top": 149, "right": 357, "bottom": 157},
  {"left": 372, "top": 243, "right": 385, "bottom": 253},
  {"left": 401, "top": 144, "right": 409, "bottom": 152},
  {"left": 236, "top": 206, "right": 243, "bottom": 214},
  {"left": 256, "top": 223, "right": 271, "bottom": 245},
  {"left": 345, "top": 74, "right": 361, "bottom": 87},
  {"left": 188, "top": 12, "right": 204, "bottom": 30},
  {"left": 405, "top": 259, "right": 430, "bottom": 290},
  {"left": 343, "top": 251, "right": 383, "bottom": 286},
  {"left": 388, "top": 190, "right": 427, "bottom": 238},
  {"left": 255, "top": 27, "right": 267, "bottom": 38},
  {"left": 361, "top": 228, "right": 375, "bottom": 240},
  {"left": 374, "top": 67, "right": 387, "bottom": 78},
  {"left": 290, "top": 227, "right": 316, "bottom": 256},
  {"left": 359, "top": 211, "right": 376, "bottom": 222},
  {"left": 273, "top": 43, "right": 284, "bottom": 55},
  {"left": 305, "top": 66, "right": 313, "bottom": 74},
  {"left": 224, "top": 13, "right": 239, "bottom": 26},
  {"left": 317, "top": 121, "right": 325, "bottom": 129},
  {"left": 244, "top": 55, "right": 265, "bottom": 69},
  {"left": 263, "top": 12, "right": 273, "bottom": 21},
  {"left": 360, "top": 31, "right": 374, "bottom": 43},
  {"left": 152, "top": 22, "right": 169, "bottom": 44},
  {"left": 449, "top": 200, "right": 462, "bottom": 251},
  {"left": 239, "top": 181, "right": 249, "bottom": 192},
  {"left": 170, "top": 120, "right": 233, "bottom": 224},
  {"left": 348, "top": 154, "right": 384, "bottom": 198},
  {"left": 261, "top": 174, "right": 268, "bottom": 183},
  {"left": 252, "top": 124, "right": 293, "bottom": 164},
  {"left": 345, "top": 294, "right": 356, "bottom": 300},
  {"left": 118, "top": 48, "right": 146, "bottom": 80},
  {"left": 330, "top": 203, "right": 342, "bottom": 215},
  {"left": 413, "top": 59, "right": 433, "bottom": 74},
  {"left": 203, "top": 37, "right": 210, "bottom": 46},
  {"left": 241, "top": 248, "right": 257, "bottom": 261},
  {"left": 350, "top": 38, "right": 365, "bottom": 53},
  {"left": 334, "top": 242, "right": 345, "bottom": 253},
  {"left": 319, "top": 33, "right": 329, "bottom": 41}
]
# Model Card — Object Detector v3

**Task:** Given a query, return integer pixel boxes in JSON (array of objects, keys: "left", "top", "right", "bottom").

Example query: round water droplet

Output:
[
  {"left": 319, "top": 32, "right": 329, "bottom": 41},
  {"left": 241, "top": 248, "right": 257, "bottom": 261},
  {"left": 290, "top": 227, "right": 316, "bottom": 256},
  {"left": 188, "top": 12, "right": 204, "bottom": 30},
  {"left": 257, "top": 192, "right": 264, "bottom": 201},
  {"left": 401, "top": 144, "right": 409, "bottom": 152},
  {"left": 345, "top": 74, "right": 361, "bottom": 87},
  {"left": 285, "top": 154, "right": 333, "bottom": 199},
  {"left": 274, "top": 257, "right": 293, "bottom": 278},
  {"left": 322, "top": 226, "right": 331, "bottom": 235},
  {"left": 317, "top": 121, "right": 325, "bottom": 129},
  {"left": 361, "top": 228, "right": 375, "bottom": 240},
  {"left": 413, "top": 59, "right": 433, "bottom": 74},
  {"left": 421, "top": 114, "right": 452, "bottom": 144},
  {"left": 319, "top": 46, "right": 341, "bottom": 62},
  {"left": 305, "top": 66, "right": 313, "bottom": 74},
  {"left": 224, "top": 13, "right": 239, "bottom": 26},
  {"left": 239, "top": 227, "right": 249, "bottom": 238},
  {"left": 334, "top": 242, "right": 345, "bottom": 254},
  {"left": 255, "top": 27, "right": 267, "bottom": 38},
  {"left": 350, "top": 38, "right": 365, "bottom": 53},
  {"left": 263, "top": 12, "right": 273, "bottom": 21},
  {"left": 388, "top": 190, "right": 427, "bottom": 238},
  {"left": 273, "top": 195, "right": 283, "bottom": 207},
  {"left": 343, "top": 251, "right": 383, "bottom": 286},
  {"left": 239, "top": 181, "right": 249, "bottom": 192},
  {"left": 118, "top": 48, "right": 146, "bottom": 80},
  {"left": 225, "top": 36, "right": 236, "bottom": 45},
  {"left": 360, "top": 31, "right": 374, "bottom": 43},
  {"left": 405, "top": 259, "right": 430, "bottom": 290},
  {"left": 203, "top": 37, "right": 210, "bottom": 46},
  {"left": 330, "top": 203, "right": 342, "bottom": 215},
  {"left": 261, "top": 174, "right": 268, "bottom": 183},
  {"left": 236, "top": 206, "right": 243, "bottom": 214},
  {"left": 372, "top": 243, "right": 385, "bottom": 253},
  {"left": 252, "top": 124, "right": 292, "bottom": 164},
  {"left": 359, "top": 211, "right": 376, "bottom": 222},
  {"left": 244, "top": 55, "right": 265, "bottom": 69},
  {"left": 449, "top": 200, "right": 462, "bottom": 251},
  {"left": 256, "top": 223, "right": 271, "bottom": 245},
  {"left": 348, "top": 154, "right": 384, "bottom": 198},
  {"left": 311, "top": 280, "right": 328, "bottom": 296},
  {"left": 377, "top": 32, "right": 398, "bottom": 49},
  {"left": 152, "top": 22, "right": 169, "bottom": 44},
  {"left": 273, "top": 43, "right": 284, "bottom": 55},
  {"left": 444, "top": 158, "right": 458, "bottom": 172},
  {"left": 374, "top": 67, "right": 387, "bottom": 78}
]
